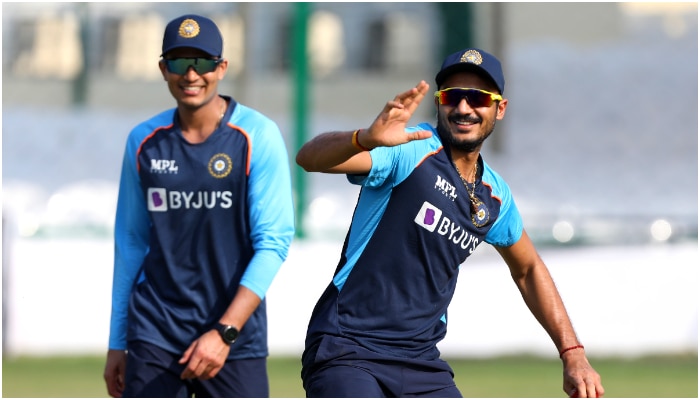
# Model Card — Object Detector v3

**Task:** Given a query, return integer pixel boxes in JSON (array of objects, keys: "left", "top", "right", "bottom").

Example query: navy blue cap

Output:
[
  {"left": 161, "top": 14, "right": 223, "bottom": 57},
  {"left": 435, "top": 48, "right": 505, "bottom": 93}
]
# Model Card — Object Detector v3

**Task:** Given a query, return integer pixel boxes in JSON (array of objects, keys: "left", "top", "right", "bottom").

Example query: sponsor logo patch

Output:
[
  {"left": 414, "top": 201, "right": 480, "bottom": 253},
  {"left": 148, "top": 188, "right": 168, "bottom": 211},
  {"left": 147, "top": 188, "right": 234, "bottom": 212},
  {"left": 150, "top": 159, "right": 179, "bottom": 174},
  {"left": 414, "top": 201, "right": 442, "bottom": 232},
  {"left": 434, "top": 174, "right": 458, "bottom": 201}
]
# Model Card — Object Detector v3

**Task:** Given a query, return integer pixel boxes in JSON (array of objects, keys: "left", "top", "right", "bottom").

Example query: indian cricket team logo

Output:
[
  {"left": 472, "top": 200, "right": 490, "bottom": 228},
  {"left": 460, "top": 49, "right": 483, "bottom": 65},
  {"left": 179, "top": 19, "right": 200, "bottom": 38},
  {"left": 414, "top": 201, "right": 443, "bottom": 232},
  {"left": 208, "top": 153, "right": 233, "bottom": 178}
]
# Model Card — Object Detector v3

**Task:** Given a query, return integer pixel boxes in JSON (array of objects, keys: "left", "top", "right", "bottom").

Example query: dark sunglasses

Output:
[
  {"left": 163, "top": 57, "right": 223, "bottom": 75},
  {"left": 434, "top": 87, "right": 503, "bottom": 108}
]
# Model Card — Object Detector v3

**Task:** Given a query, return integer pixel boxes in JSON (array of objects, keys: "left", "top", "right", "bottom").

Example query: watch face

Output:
[{"left": 223, "top": 327, "right": 239, "bottom": 342}]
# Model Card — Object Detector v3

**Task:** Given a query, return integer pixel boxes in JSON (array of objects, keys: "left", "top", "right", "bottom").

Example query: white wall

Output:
[{"left": 3, "top": 237, "right": 697, "bottom": 359}]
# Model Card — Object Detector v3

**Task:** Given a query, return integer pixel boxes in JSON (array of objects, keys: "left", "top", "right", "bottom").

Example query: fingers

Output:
[
  {"left": 104, "top": 351, "right": 126, "bottom": 398},
  {"left": 378, "top": 80, "right": 431, "bottom": 120},
  {"left": 180, "top": 355, "right": 224, "bottom": 380},
  {"left": 178, "top": 343, "right": 194, "bottom": 365},
  {"left": 106, "top": 380, "right": 122, "bottom": 398},
  {"left": 105, "top": 372, "right": 124, "bottom": 398},
  {"left": 392, "top": 81, "right": 429, "bottom": 111},
  {"left": 381, "top": 81, "right": 430, "bottom": 119},
  {"left": 595, "top": 382, "right": 605, "bottom": 397},
  {"left": 566, "top": 380, "right": 604, "bottom": 398},
  {"left": 563, "top": 356, "right": 603, "bottom": 398},
  {"left": 406, "top": 129, "right": 433, "bottom": 142},
  {"left": 179, "top": 337, "right": 227, "bottom": 380}
]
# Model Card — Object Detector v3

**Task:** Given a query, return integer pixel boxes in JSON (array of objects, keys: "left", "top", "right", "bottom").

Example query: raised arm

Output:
[
  {"left": 496, "top": 230, "right": 604, "bottom": 398},
  {"left": 295, "top": 80, "right": 433, "bottom": 174}
]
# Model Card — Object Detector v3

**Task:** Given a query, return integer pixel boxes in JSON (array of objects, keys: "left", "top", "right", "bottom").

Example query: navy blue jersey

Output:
[
  {"left": 303, "top": 122, "right": 522, "bottom": 364},
  {"left": 109, "top": 96, "right": 295, "bottom": 360}
]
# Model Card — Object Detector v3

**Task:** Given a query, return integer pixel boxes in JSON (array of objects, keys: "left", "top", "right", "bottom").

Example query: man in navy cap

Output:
[
  {"left": 296, "top": 48, "right": 605, "bottom": 397},
  {"left": 103, "top": 14, "right": 295, "bottom": 397}
]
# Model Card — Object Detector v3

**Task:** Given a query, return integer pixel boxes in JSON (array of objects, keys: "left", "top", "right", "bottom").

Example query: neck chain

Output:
[
  {"left": 216, "top": 99, "right": 227, "bottom": 127},
  {"left": 454, "top": 161, "right": 479, "bottom": 212},
  {"left": 454, "top": 160, "right": 490, "bottom": 227}
]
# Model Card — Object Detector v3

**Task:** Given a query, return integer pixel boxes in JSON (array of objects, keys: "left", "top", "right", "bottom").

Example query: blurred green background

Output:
[{"left": 2, "top": 354, "right": 697, "bottom": 398}]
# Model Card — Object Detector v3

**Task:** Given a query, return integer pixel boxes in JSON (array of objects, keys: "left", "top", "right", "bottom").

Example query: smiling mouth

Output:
[
  {"left": 182, "top": 85, "right": 203, "bottom": 94},
  {"left": 451, "top": 115, "right": 481, "bottom": 125},
  {"left": 451, "top": 117, "right": 481, "bottom": 131}
]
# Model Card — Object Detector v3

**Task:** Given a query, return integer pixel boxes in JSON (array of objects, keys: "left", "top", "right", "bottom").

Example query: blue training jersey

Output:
[
  {"left": 303, "top": 122, "right": 523, "bottom": 362},
  {"left": 108, "top": 96, "right": 295, "bottom": 360}
]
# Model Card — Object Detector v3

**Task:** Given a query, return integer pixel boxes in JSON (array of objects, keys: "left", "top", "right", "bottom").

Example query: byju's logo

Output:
[
  {"left": 150, "top": 159, "right": 179, "bottom": 174},
  {"left": 414, "top": 201, "right": 442, "bottom": 232},
  {"left": 414, "top": 200, "right": 481, "bottom": 253},
  {"left": 146, "top": 188, "right": 234, "bottom": 212},
  {"left": 148, "top": 188, "right": 168, "bottom": 211}
]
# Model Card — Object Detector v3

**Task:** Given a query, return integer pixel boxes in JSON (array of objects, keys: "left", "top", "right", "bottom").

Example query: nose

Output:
[
  {"left": 456, "top": 97, "right": 475, "bottom": 113},
  {"left": 183, "top": 66, "right": 201, "bottom": 79}
]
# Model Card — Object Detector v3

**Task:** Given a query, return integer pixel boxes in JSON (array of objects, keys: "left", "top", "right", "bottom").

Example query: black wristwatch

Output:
[{"left": 214, "top": 322, "right": 239, "bottom": 345}]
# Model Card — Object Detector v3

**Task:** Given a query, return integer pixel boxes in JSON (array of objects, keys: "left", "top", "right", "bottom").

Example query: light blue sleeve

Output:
[
  {"left": 108, "top": 127, "right": 151, "bottom": 350},
  {"left": 482, "top": 162, "right": 523, "bottom": 247},
  {"left": 348, "top": 123, "right": 440, "bottom": 188},
  {"left": 237, "top": 106, "right": 295, "bottom": 299}
]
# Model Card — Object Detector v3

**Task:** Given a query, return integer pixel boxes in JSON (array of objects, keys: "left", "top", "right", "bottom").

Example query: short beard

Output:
[{"left": 436, "top": 110, "right": 495, "bottom": 153}]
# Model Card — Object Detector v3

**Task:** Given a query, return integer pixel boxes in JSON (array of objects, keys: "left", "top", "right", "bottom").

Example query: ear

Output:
[
  {"left": 158, "top": 60, "right": 168, "bottom": 81},
  {"left": 496, "top": 98, "right": 508, "bottom": 120},
  {"left": 216, "top": 58, "right": 229, "bottom": 80}
]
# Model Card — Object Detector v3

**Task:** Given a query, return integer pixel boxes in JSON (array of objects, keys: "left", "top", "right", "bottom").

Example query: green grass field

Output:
[{"left": 2, "top": 353, "right": 697, "bottom": 397}]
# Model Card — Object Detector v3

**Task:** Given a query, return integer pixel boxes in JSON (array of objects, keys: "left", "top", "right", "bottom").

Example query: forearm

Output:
[
  {"left": 295, "top": 130, "right": 370, "bottom": 173},
  {"left": 218, "top": 285, "right": 262, "bottom": 330},
  {"left": 514, "top": 262, "right": 580, "bottom": 352}
]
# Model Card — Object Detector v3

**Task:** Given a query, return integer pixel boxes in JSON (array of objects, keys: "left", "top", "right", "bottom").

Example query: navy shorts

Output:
[
  {"left": 123, "top": 340, "right": 269, "bottom": 398},
  {"left": 302, "top": 336, "right": 462, "bottom": 398}
]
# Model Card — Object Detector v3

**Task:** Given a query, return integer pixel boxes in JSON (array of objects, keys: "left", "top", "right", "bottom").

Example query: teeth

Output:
[{"left": 454, "top": 119, "right": 478, "bottom": 125}]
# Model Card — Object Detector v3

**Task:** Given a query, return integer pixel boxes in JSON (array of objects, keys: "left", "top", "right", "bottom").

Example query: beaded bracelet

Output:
[
  {"left": 559, "top": 344, "right": 584, "bottom": 359},
  {"left": 351, "top": 129, "right": 370, "bottom": 152}
]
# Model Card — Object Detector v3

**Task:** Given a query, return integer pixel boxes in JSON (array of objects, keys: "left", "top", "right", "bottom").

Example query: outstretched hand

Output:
[{"left": 358, "top": 80, "right": 433, "bottom": 149}]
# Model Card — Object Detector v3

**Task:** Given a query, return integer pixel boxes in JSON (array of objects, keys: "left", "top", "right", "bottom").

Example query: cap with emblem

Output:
[
  {"left": 435, "top": 48, "right": 505, "bottom": 94},
  {"left": 161, "top": 14, "right": 223, "bottom": 58}
]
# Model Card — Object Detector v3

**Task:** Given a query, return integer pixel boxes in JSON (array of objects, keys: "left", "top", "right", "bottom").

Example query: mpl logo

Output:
[
  {"left": 414, "top": 201, "right": 443, "bottom": 232},
  {"left": 435, "top": 174, "right": 457, "bottom": 201},
  {"left": 150, "top": 159, "right": 179, "bottom": 174}
]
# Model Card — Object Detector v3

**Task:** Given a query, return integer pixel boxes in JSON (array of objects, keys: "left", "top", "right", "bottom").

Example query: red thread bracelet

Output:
[
  {"left": 559, "top": 344, "right": 584, "bottom": 358},
  {"left": 352, "top": 129, "right": 370, "bottom": 152}
]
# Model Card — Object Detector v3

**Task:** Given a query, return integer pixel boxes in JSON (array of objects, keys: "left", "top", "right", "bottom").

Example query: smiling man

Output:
[
  {"left": 295, "top": 48, "right": 604, "bottom": 398},
  {"left": 103, "top": 14, "right": 295, "bottom": 398}
]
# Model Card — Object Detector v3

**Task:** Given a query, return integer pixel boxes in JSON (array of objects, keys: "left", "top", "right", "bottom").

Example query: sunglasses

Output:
[
  {"left": 163, "top": 57, "right": 223, "bottom": 75},
  {"left": 434, "top": 88, "right": 503, "bottom": 108}
]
